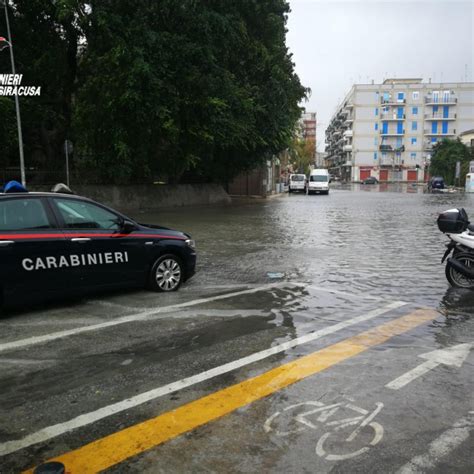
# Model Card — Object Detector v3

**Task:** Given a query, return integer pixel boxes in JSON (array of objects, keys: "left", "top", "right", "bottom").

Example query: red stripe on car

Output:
[{"left": 0, "top": 233, "right": 186, "bottom": 240}]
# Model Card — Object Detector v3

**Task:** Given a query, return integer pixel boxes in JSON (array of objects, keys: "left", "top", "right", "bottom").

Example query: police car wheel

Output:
[{"left": 149, "top": 254, "right": 183, "bottom": 292}]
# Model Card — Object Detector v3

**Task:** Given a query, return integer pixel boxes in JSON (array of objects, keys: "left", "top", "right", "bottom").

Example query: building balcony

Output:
[
  {"left": 424, "top": 113, "right": 457, "bottom": 120},
  {"left": 344, "top": 117, "right": 354, "bottom": 124},
  {"left": 379, "top": 145, "right": 405, "bottom": 152},
  {"left": 380, "top": 130, "right": 405, "bottom": 136},
  {"left": 343, "top": 144, "right": 352, "bottom": 152},
  {"left": 380, "top": 114, "right": 405, "bottom": 121},
  {"left": 380, "top": 158, "right": 394, "bottom": 166},
  {"left": 344, "top": 103, "right": 354, "bottom": 109},
  {"left": 424, "top": 130, "right": 456, "bottom": 136},
  {"left": 380, "top": 98, "right": 406, "bottom": 105},
  {"left": 425, "top": 96, "right": 457, "bottom": 105},
  {"left": 343, "top": 129, "right": 353, "bottom": 138}
]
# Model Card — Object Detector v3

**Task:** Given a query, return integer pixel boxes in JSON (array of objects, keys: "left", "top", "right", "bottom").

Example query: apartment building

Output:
[
  {"left": 299, "top": 112, "right": 317, "bottom": 164},
  {"left": 325, "top": 79, "right": 474, "bottom": 182}
]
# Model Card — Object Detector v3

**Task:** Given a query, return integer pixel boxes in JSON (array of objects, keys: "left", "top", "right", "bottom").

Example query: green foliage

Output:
[
  {"left": 0, "top": 97, "right": 17, "bottom": 161},
  {"left": 289, "top": 134, "right": 315, "bottom": 175},
  {"left": 429, "top": 139, "right": 472, "bottom": 185},
  {"left": 0, "top": 0, "right": 82, "bottom": 177},
  {"left": 0, "top": 0, "right": 307, "bottom": 184}
]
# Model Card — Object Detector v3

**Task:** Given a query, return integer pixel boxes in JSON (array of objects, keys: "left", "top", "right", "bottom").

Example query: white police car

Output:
[{"left": 0, "top": 185, "right": 196, "bottom": 308}]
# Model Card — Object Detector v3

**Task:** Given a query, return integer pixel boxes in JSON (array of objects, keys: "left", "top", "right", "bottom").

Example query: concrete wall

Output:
[{"left": 32, "top": 184, "right": 231, "bottom": 211}]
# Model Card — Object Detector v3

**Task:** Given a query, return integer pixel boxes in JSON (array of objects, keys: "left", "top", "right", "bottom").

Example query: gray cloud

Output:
[{"left": 287, "top": 0, "right": 474, "bottom": 150}]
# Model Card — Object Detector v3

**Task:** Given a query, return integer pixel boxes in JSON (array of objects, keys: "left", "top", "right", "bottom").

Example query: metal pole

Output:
[
  {"left": 3, "top": 0, "right": 26, "bottom": 186},
  {"left": 65, "top": 145, "right": 69, "bottom": 187}
]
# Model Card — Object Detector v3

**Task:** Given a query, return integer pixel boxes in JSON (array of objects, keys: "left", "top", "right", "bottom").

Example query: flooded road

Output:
[
  {"left": 1, "top": 186, "right": 473, "bottom": 473},
  {"left": 138, "top": 185, "right": 474, "bottom": 307}
]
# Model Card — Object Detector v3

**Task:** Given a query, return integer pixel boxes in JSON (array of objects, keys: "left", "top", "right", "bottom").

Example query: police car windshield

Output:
[
  {"left": 310, "top": 175, "right": 328, "bottom": 182},
  {"left": 291, "top": 175, "right": 305, "bottom": 181}
]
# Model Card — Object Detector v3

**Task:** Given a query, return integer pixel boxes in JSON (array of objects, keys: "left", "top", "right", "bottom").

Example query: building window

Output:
[
  {"left": 412, "top": 91, "right": 419, "bottom": 100},
  {"left": 382, "top": 152, "right": 387, "bottom": 159},
  {"left": 375, "top": 123, "right": 378, "bottom": 131},
  {"left": 411, "top": 152, "right": 416, "bottom": 160},
  {"left": 374, "top": 137, "right": 378, "bottom": 145},
  {"left": 397, "top": 92, "right": 405, "bottom": 102},
  {"left": 412, "top": 107, "right": 418, "bottom": 115},
  {"left": 374, "top": 152, "right": 378, "bottom": 160},
  {"left": 431, "top": 137, "right": 437, "bottom": 143},
  {"left": 375, "top": 108, "right": 379, "bottom": 116},
  {"left": 412, "top": 121, "right": 418, "bottom": 131},
  {"left": 411, "top": 137, "right": 417, "bottom": 145},
  {"left": 396, "top": 137, "right": 402, "bottom": 147}
]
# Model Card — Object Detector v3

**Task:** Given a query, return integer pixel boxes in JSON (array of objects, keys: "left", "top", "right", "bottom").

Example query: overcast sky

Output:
[{"left": 286, "top": 0, "right": 474, "bottom": 151}]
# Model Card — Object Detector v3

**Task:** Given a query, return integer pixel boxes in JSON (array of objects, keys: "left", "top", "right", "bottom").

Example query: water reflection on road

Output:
[{"left": 135, "top": 185, "right": 474, "bottom": 311}]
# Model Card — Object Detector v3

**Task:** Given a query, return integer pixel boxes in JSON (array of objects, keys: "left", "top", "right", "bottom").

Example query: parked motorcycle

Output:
[{"left": 438, "top": 208, "right": 474, "bottom": 288}]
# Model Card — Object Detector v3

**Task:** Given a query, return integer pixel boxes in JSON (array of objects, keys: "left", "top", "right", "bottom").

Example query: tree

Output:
[
  {"left": 288, "top": 135, "right": 314, "bottom": 174},
  {"left": 0, "top": 0, "right": 84, "bottom": 180},
  {"left": 430, "top": 138, "right": 471, "bottom": 185},
  {"left": 0, "top": 0, "right": 307, "bottom": 184}
]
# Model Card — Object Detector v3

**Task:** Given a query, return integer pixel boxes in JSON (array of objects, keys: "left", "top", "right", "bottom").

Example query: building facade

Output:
[
  {"left": 325, "top": 79, "right": 474, "bottom": 182},
  {"left": 459, "top": 129, "right": 474, "bottom": 148},
  {"left": 300, "top": 112, "right": 317, "bottom": 164}
]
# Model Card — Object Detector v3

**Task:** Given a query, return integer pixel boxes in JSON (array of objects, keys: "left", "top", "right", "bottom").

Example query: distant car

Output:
[
  {"left": 307, "top": 169, "right": 330, "bottom": 195},
  {"left": 288, "top": 174, "right": 307, "bottom": 193},
  {"left": 362, "top": 176, "right": 379, "bottom": 185},
  {"left": 428, "top": 176, "right": 445, "bottom": 191}
]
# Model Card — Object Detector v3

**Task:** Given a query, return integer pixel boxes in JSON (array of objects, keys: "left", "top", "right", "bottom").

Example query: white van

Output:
[
  {"left": 288, "top": 174, "right": 307, "bottom": 193},
  {"left": 307, "top": 169, "right": 330, "bottom": 195}
]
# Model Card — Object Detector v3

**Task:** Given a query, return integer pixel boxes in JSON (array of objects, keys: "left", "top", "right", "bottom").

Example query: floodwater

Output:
[
  {"left": 135, "top": 185, "right": 474, "bottom": 310},
  {"left": 2, "top": 185, "right": 473, "bottom": 473}
]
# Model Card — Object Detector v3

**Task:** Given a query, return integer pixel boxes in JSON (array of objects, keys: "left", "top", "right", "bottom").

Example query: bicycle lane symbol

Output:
[{"left": 263, "top": 400, "right": 384, "bottom": 461}]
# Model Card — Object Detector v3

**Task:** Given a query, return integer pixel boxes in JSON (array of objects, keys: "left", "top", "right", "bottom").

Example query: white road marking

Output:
[
  {"left": 396, "top": 412, "right": 474, "bottom": 474},
  {"left": 87, "top": 300, "right": 154, "bottom": 311},
  {"left": 386, "top": 343, "right": 472, "bottom": 390},
  {"left": 0, "top": 282, "right": 299, "bottom": 354},
  {"left": 0, "top": 300, "right": 406, "bottom": 457},
  {"left": 307, "top": 284, "right": 398, "bottom": 302}
]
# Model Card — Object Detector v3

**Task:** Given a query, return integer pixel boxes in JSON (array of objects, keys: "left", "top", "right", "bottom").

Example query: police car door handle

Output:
[
  {"left": 0, "top": 240, "right": 14, "bottom": 247},
  {"left": 71, "top": 237, "right": 91, "bottom": 243}
]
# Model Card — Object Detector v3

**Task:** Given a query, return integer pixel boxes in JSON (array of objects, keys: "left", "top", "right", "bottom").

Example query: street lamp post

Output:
[{"left": 1, "top": 0, "right": 26, "bottom": 186}]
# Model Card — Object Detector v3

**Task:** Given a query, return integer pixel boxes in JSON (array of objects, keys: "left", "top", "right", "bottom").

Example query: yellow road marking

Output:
[{"left": 25, "top": 308, "right": 436, "bottom": 474}]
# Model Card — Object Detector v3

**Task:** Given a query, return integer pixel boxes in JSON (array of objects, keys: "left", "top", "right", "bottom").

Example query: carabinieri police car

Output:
[{"left": 0, "top": 184, "right": 196, "bottom": 308}]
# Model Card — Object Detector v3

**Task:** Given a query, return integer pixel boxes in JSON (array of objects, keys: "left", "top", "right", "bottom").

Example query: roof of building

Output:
[
  {"left": 459, "top": 129, "right": 474, "bottom": 136},
  {"left": 382, "top": 78, "right": 423, "bottom": 85}
]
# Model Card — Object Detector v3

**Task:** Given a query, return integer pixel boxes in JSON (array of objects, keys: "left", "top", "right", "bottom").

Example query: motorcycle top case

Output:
[{"left": 437, "top": 208, "right": 470, "bottom": 233}]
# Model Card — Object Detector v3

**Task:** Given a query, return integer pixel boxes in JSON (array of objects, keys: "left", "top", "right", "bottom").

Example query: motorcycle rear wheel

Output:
[{"left": 445, "top": 253, "right": 474, "bottom": 289}]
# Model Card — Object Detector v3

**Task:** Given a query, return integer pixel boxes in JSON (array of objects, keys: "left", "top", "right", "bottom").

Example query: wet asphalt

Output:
[{"left": 0, "top": 184, "right": 473, "bottom": 473}]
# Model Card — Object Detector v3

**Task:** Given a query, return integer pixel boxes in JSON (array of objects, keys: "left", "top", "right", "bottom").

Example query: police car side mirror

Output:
[{"left": 121, "top": 220, "right": 137, "bottom": 234}]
